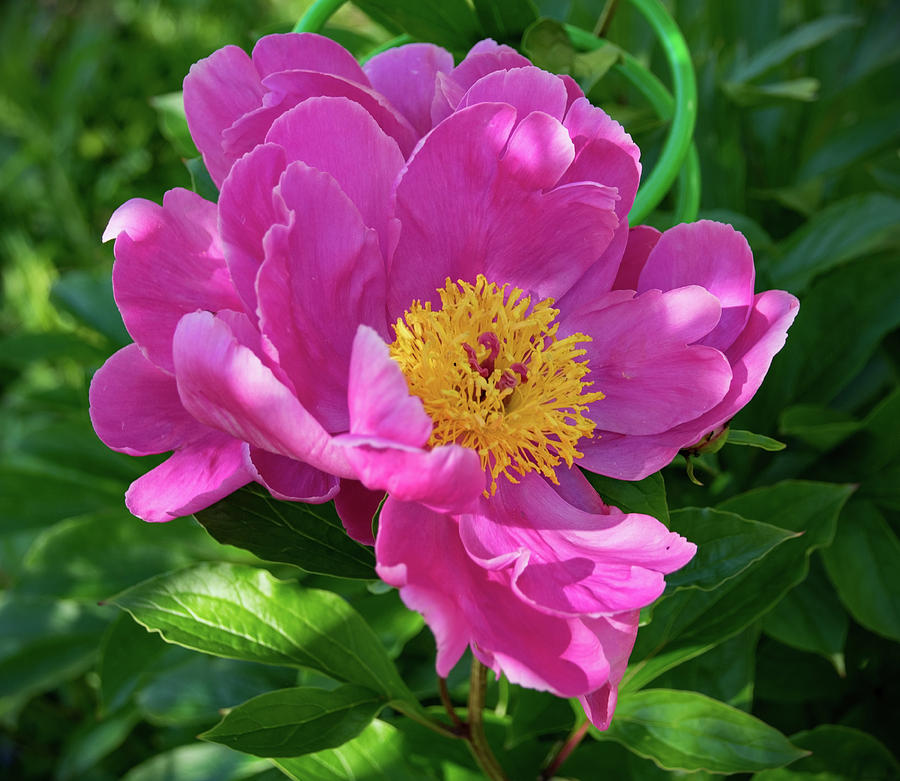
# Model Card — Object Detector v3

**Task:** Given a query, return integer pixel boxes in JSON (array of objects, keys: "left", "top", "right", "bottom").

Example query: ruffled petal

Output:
[
  {"left": 555, "top": 221, "right": 629, "bottom": 319},
  {"left": 363, "top": 43, "right": 454, "bottom": 137},
  {"left": 250, "top": 32, "right": 369, "bottom": 85},
  {"left": 450, "top": 40, "right": 531, "bottom": 93},
  {"left": 183, "top": 45, "right": 264, "bottom": 186},
  {"left": 389, "top": 103, "right": 618, "bottom": 316},
  {"left": 125, "top": 433, "right": 250, "bottom": 522},
  {"left": 89, "top": 343, "right": 208, "bottom": 456},
  {"left": 335, "top": 479, "right": 383, "bottom": 546},
  {"left": 578, "top": 612, "right": 640, "bottom": 730},
  {"left": 172, "top": 311, "right": 353, "bottom": 478},
  {"left": 559, "top": 137, "right": 640, "bottom": 220},
  {"left": 218, "top": 143, "right": 288, "bottom": 316},
  {"left": 257, "top": 163, "right": 387, "bottom": 432},
  {"left": 105, "top": 189, "right": 242, "bottom": 372},
  {"left": 638, "top": 221, "right": 756, "bottom": 351},
  {"left": 376, "top": 498, "right": 613, "bottom": 696},
  {"left": 265, "top": 96, "right": 405, "bottom": 251},
  {"left": 458, "top": 473, "right": 695, "bottom": 617},
  {"left": 564, "top": 97, "right": 641, "bottom": 175},
  {"left": 246, "top": 446, "right": 339, "bottom": 503},
  {"left": 459, "top": 67, "right": 569, "bottom": 121},
  {"left": 566, "top": 287, "right": 733, "bottom": 435},
  {"left": 612, "top": 224, "right": 661, "bottom": 291}
]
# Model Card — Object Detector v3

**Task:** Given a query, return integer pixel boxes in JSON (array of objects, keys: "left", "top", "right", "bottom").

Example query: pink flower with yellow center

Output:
[{"left": 89, "top": 34, "right": 798, "bottom": 728}]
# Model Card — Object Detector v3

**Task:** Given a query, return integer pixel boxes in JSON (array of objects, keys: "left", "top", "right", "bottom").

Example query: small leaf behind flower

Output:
[{"left": 726, "top": 429, "right": 786, "bottom": 451}]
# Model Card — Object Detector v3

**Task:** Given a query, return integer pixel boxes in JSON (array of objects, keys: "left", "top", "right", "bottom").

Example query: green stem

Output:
[
  {"left": 391, "top": 700, "right": 460, "bottom": 740},
  {"left": 293, "top": 0, "right": 347, "bottom": 33},
  {"left": 467, "top": 659, "right": 509, "bottom": 781},
  {"left": 438, "top": 676, "right": 467, "bottom": 733}
]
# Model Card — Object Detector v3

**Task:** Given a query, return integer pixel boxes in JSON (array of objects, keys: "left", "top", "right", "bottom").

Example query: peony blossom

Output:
[{"left": 90, "top": 33, "right": 797, "bottom": 728}]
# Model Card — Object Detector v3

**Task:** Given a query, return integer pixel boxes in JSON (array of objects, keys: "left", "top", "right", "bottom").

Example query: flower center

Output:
[{"left": 390, "top": 275, "right": 604, "bottom": 494}]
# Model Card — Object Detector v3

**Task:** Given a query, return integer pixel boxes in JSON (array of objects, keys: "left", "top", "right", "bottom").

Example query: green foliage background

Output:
[{"left": 1, "top": 0, "right": 898, "bottom": 778}]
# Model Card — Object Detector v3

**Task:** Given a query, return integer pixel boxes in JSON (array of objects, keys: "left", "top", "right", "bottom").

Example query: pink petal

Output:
[
  {"left": 577, "top": 429, "right": 686, "bottom": 481},
  {"left": 389, "top": 103, "right": 618, "bottom": 316},
  {"left": 450, "top": 40, "right": 531, "bottom": 93},
  {"left": 218, "top": 143, "right": 289, "bottom": 316},
  {"left": 264, "top": 96, "right": 406, "bottom": 251},
  {"left": 105, "top": 189, "right": 242, "bottom": 373},
  {"left": 459, "top": 67, "right": 569, "bottom": 122},
  {"left": 567, "top": 287, "right": 732, "bottom": 435},
  {"left": 564, "top": 97, "right": 641, "bottom": 175},
  {"left": 578, "top": 611, "right": 640, "bottom": 730},
  {"left": 499, "top": 110, "right": 575, "bottom": 190},
  {"left": 89, "top": 343, "right": 208, "bottom": 456},
  {"left": 612, "top": 224, "right": 661, "bottom": 291},
  {"left": 638, "top": 221, "right": 756, "bottom": 351},
  {"left": 257, "top": 164, "right": 388, "bottom": 433},
  {"left": 125, "top": 433, "right": 250, "bottom": 522},
  {"left": 183, "top": 45, "right": 265, "bottom": 186},
  {"left": 559, "top": 137, "right": 640, "bottom": 220},
  {"left": 335, "top": 479, "right": 383, "bottom": 546},
  {"left": 172, "top": 311, "right": 353, "bottom": 478},
  {"left": 246, "top": 446, "right": 339, "bottom": 503},
  {"left": 376, "top": 498, "right": 613, "bottom": 696},
  {"left": 458, "top": 474, "right": 695, "bottom": 617},
  {"left": 363, "top": 43, "right": 454, "bottom": 137},
  {"left": 555, "top": 221, "right": 629, "bottom": 319},
  {"left": 251, "top": 33, "right": 369, "bottom": 85},
  {"left": 335, "top": 327, "right": 484, "bottom": 513}
]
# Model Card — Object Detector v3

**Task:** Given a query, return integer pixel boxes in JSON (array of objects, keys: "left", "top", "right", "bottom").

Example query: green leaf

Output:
[
  {"left": 752, "top": 724, "right": 900, "bottom": 780},
  {"left": 770, "top": 194, "right": 900, "bottom": 292},
  {"left": 726, "top": 429, "right": 786, "bottom": 451},
  {"left": 583, "top": 470, "right": 669, "bottom": 523},
  {"left": 194, "top": 486, "right": 375, "bottom": 580},
  {"left": 472, "top": 0, "right": 538, "bottom": 41},
  {"left": 185, "top": 156, "right": 219, "bottom": 202},
  {"left": 274, "top": 719, "right": 421, "bottom": 781},
  {"left": 762, "top": 557, "right": 848, "bottom": 669},
  {"left": 56, "top": 706, "right": 140, "bottom": 781},
  {"left": 201, "top": 685, "right": 384, "bottom": 758},
  {"left": 624, "top": 481, "right": 853, "bottom": 691},
  {"left": 508, "top": 685, "right": 574, "bottom": 747},
  {"left": 0, "top": 331, "right": 104, "bottom": 368},
  {"left": 121, "top": 743, "right": 269, "bottom": 781},
  {"left": 595, "top": 689, "right": 807, "bottom": 773},
  {"left": 821, "top": 500, "right": 900, "bottom": 642},
  {"left": 664, "top": 507, "right": 798, "bottom": 593},
  {"left": 109, "top": 563, "right": 416, "bottom": 704},
  {"left": 351, "top": 0, "right": 480, "bottom": 51},
  {"left": 149, "top": 91, "right": 198, "bottom": 159},
  {"left": 723, "top": 78, "right": 820, "bottom": 106},
  {"left": 779, "top": 404, "right": 861, "bottom": 451},
  {"left": 729, "top": 15, "right": 861, "bottom": 83},
  {"left": 521, "top": 18, "right": 575, "bottom": 73},
  {"left": 98, "top": 613, "right": 171, "bottom": 715}
]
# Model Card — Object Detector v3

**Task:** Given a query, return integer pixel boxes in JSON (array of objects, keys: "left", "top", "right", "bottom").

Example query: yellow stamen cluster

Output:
[{"left": 389, "top": 275, "right": 604, "bottom": 494}]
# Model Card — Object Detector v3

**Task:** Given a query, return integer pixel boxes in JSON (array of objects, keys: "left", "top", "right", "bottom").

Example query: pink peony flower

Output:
[{"left": 90, "top": 33, "right": 798, "bottom": 728}]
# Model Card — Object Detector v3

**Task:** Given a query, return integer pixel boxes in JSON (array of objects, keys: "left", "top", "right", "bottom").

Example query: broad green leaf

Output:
[
  {"left": 56, "top": 706, "right": 140, "bottom": 781},
  {"left": 201, "top": 685, "right": 384, "bottom": 758},
  {"left": 522, "top": 18, "right": 575, "bottom": 73},
  {"left": 762, "top": 557, "right": 848, "bottom": 669},
  {"left": 561, "top": 740, "right": 674, "bottom": 780},
  {"left": 664, "top": 507, "right": 797, "bottom": 593},
  {"left": 472, "top": 0, "right": 538, "bottom": 41},
  {"left": 150, "top": 91, "right": 198, "bottom": 159},
  {"left": 769, "top": 194, "right": 900, "bottom": 292},
  {"left": 350, "top": 588, "right": 423, "bottom": 659},
  {"left": 194, "top": 486, "right": 375, "bottom": 580},
  {"left": 121, "top": 743, "right": 269, "bottom": 781},
  {"left": 753, "top": 724, "right": 900, "bottom": 780},
  {"left": 821, "top": 501, "right": 900, "bottom": 642},
  {"left": 109, "top": 563, "right": 415, "bottom": 704},
  {"left": 185, "top": 156, "right": 219, "bottom": 202},
  {"left": 779, "top": 404, "right": 861, "bottom": 451},
  {"left": 726, "top": 429, "right": 786, "bottom": 451},
  {"left": 136, "top": 652, "right": 296, "bottom": 727},
  {"left": 729, "top": 15, "right": 861, "bottom": 83},
  {"left": 0, "top": 595, "right": 109, "bottom": 711},
  {"left": 351, "top": 0, "right": 480, "bottom": 51},
  {"left": 583, "top": 470, "right": 669, "bottom": 523},
  {"left": 274, "top": 719, "right": 421, "bottom": 781},
  {"left": 624, "top": 482, "right": 853, "bottom": 691},
  {"left": 508, "top": 685, "right": 574, "bottom": 747},
  {"left": 595, "top": 689, "right": 807, "bottom": 773},
  {"left": 653, "top": 625, "right": 760, "bottom": 712},
  {"left": 51, "top": 269, "right": 130, "bottom": 346}
]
